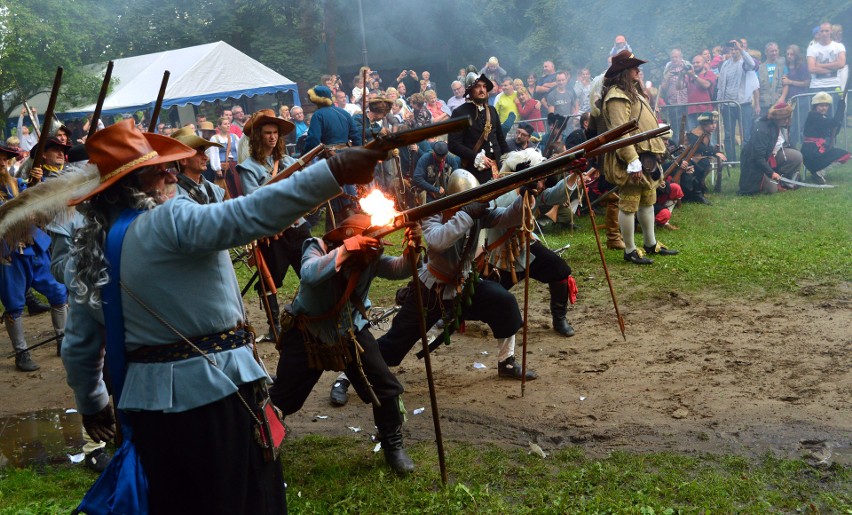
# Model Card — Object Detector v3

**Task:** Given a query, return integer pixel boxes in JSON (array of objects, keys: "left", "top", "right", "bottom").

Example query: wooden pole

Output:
[{"left": 89, "top": 61, "right": 114, "bottom": 139}]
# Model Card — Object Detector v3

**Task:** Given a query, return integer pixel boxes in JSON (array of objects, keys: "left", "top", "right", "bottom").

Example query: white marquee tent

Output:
[{"left": 63, "top": 41, "right": 300, "bottom": 117}]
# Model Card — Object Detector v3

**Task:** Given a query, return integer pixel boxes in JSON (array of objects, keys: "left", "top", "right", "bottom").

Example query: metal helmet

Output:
[
  {"left": 811, "top": 92, "right": 833, "bottom": 106},
  {"left": 446, "top": 169, "right": 480, "bottom": 195},
  {"left": 464, "top": 72, "right": 480, "bottom": 91}
]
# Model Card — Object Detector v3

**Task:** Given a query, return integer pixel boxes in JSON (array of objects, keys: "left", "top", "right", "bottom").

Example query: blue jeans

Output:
[{"left": 721, "top": 102, "right": 753, "bottom": 161}]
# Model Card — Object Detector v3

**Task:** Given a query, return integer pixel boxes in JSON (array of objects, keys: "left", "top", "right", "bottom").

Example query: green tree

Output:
[{"left": 0, "top": 0, "right": 111, "bottom": 133}]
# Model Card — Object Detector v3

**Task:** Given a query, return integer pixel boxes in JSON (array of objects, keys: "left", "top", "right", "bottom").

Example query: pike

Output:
[
  {"left": 29, "top": 67, "right": 63, "bottom": 184},
  {"left": 148, "top": 71, "right": 170, "bottom": 133},
  {"left": 89, "top": 60, "right": 114, "bottom": 139}
]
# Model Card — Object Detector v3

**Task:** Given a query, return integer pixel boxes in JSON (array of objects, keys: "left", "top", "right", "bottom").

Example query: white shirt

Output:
[{"left": 807, "top": 41, "right": 846, "bottom": 89}]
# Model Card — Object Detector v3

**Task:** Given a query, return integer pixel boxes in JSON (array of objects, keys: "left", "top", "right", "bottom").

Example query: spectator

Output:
[
  {"left": 661, "top": 48, "right": 689, "bottom": 138},
  {"left": 574, "top": 68, "right": 593, "bottom": 114},
  {"left": 424, "top": 90, "right": 450, "bottom": 122},
  {"left": 807, "top": 22, "right": 847, "bottom": 113},
  {"left": 756, "top": 43, "right": 786, "bottom": 118},
  {"left": 291, "top": 106, "right": 308, "bottom": 140},
  {"left": 407, "top": 93, "right": 431, "bottom": 128},
  {"left": 514, "top": 87, "right": 544, "bottom": 133},
  {"left": 608, "top": 35, "right": 632, "bottom": 64},
  {"left": 446, "top": 81, "right": 467, "bottom": 112},
  {"left": 394, "top": 70, "right": 420, "bottom": 98},
  {"left": 685, "top": 54, "right": 717, "bottom": 130},
  {"left": 209, "top": 116, "right": 239, "bottom": 180},
  {"left": 495, "top": 78, "right": 519, "bottom": 124},
  {"left": 396, "top": 82, "right": 408, "bottom": 100},
  {"left": 480, "top": 56, "right": 508, "bottom": 102},
  {"left": 230, "top": 105, "right": 246, "bottom": 137},
  {"left": 801, "top": 92, "right": 851, "bottom": 184},
  {"left": 278, "top": 104, "right": 291, "bottom": 120},
  {"left": 716, "top": 39, "right": 757, "bottom": 161},
  {"left": 781, "top": 44, "right": 811, "bottom": 146},
  {"left": 17, "top": 108, "right": 39, "bottom": 152},
  {"left": 543, "top": 71, "right": 577, "bottom": 118},
  {"left": 534, "top": 61, "right": 558, "bottom": 100},
  {"left": 334, "top": 90, "right": 361, "bottom": 116},
  {"left": 421, "top": 71, "right": 434, "bottom": 91},
  {"left": 351, "top": 75, "right": 366, "bottom": 104}
]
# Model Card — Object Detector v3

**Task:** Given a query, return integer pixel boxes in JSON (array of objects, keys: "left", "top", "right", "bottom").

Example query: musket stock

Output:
[
  {"left": 664, "top": 131, "right": 705, "bottom": 182},
  {"left": 553, "top": 118, "right": 640, "bottom": 159}
]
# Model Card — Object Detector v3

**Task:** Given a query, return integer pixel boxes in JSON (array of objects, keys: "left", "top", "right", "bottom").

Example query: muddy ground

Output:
[{"left": 1, "top": 281, "right": 849, "bottom": 466}]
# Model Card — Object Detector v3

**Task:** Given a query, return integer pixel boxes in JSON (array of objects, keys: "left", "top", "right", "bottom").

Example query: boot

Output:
[
  {"left": 25, "top": 291, "right": 49, "bottom": 315},
  {"left": 373, "top": 396, "right": 415, "bottom": 475},
  {"left": 548, "top": 280, "right": 575, "bottom": 337},
  {"left": 605, "top": 200, "right": 625, "bottom": 250},
  {"left": 260, "top": 293, "right": 281, "bottom": 342},
  {"left": 50, "top": 304, "right": 67, "bottom": 357},
  {"left": 329, "top": 375, "right": 350, "bottom": 406},
  {"left": 5, "top": 314, "right": 39, "bottom": 372}
]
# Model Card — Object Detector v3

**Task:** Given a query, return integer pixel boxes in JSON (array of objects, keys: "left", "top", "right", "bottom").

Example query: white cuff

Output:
[{"left": 627, "top": 159, "right": 642, "bottom": 173}]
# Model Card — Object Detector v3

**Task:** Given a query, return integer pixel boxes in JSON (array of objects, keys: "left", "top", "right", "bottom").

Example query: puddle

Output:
[{"left": 0, "top": 409, "right": 85, "bottom": 468}]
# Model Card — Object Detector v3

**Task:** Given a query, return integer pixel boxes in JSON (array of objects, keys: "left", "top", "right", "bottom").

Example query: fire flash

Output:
[{"left": 359, "top": 189, "right": 397, "bottom": 227}]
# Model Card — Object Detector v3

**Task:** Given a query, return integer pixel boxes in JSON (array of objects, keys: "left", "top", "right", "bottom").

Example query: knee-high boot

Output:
[
  {"left": 373, "top": 396, "right": 414, "bottom": 475},
  {"left": 5, "top": 314, "right": 38, "bottom": 371},
  {"left": 548, "top": 280, "right": 576, "bottom": 337},
  {"left": 605, "top": 199, "right": 625, "bottom": 250},
  {"left": 50, "top": 304, "right": 67, "bottom": 356},
  {"left": 262, "top": 293, "right": 281, "bottom": 341}
]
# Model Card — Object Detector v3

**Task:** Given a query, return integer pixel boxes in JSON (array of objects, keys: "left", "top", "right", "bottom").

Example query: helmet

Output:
[
  {"left": 811, "top": 92, "right": 833, "bottom": 106},
  {"left": 464, "top": 73, "right": 494, "bottom": 95},
  {"left": 446, "top": 169, "right": 480, "bottom": 195}
]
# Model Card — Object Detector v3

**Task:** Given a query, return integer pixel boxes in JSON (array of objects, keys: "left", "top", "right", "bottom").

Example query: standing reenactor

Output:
[
  {"left": 449, "top": 73, "right": 509, "bottom": 184},
  {"left": 170, "top": 126, "right": 225, "bottom": 204}
]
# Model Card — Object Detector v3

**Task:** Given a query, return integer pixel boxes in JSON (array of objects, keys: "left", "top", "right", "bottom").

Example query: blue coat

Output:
[
  {"left": 304, "top": 105, "right": 362, "bottom": 150},
  {"left": 62, "top": 161, "right": 343, "bottom": 415}
]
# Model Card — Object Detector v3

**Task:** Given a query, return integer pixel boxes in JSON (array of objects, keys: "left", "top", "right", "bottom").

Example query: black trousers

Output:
[
  {"left": 270, "top": 326, "right": 404, "bottom": 416},
  {"left": 490, "top": 241, "right": 571, "bottom": 290},
  {"left": 127, "top": 383, "right": 287, "bottom": 515},
  {"left": 257, "top": 224, "right": 311, "bottom": 289},
  {"left": 378, "top": 278, "right": 522, "bottom": 367}
]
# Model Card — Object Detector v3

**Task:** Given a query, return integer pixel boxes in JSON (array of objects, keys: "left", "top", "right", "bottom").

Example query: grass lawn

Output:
[{"left": 2, "top": 162, "right": 849, "bottom": 513}]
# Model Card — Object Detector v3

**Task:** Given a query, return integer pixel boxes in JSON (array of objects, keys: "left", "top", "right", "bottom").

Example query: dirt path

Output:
[{"left": 2, "top": 284, "right": 849, "bottom": 464}]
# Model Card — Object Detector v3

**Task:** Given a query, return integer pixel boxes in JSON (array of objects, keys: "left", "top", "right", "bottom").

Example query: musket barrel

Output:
[
  {"left": 89, "top": 61, "right": 114, "bottom": 139},
  {"left": 31, "top": 67, "right": 63, "bottom": 173},
  {"left": 148, "top": 70, "right": 170, "bottom": 132}
]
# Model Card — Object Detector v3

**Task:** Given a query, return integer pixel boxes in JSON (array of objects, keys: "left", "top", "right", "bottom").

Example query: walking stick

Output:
[
  {"left": 148, "top": 71, "right": 170, "bottom": 133},
  {"left": 407, "top": 238, "right": 447, "bottom": 485},
  {"left": 520, "top": 192, "right": 533, "bottom": 397},
  {"left": 576, "top": 172, "right": 626, "bottom": 340},
  {"left": 88, "top": 61, "right": 114, "bottom": 139}
]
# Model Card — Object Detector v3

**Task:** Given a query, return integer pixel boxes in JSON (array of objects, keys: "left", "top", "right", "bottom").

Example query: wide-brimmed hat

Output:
[
  {"left": 171, "top": 126, "right": 222, "bottom": 150},
  {"left": 243, "top": 108, "right": 296, "bottom": 137},
  {"left": 605, "top": 50, "right": 647, "bottom": 78},
  {"left": 768, "top": 102, "right": 793, "bottom": 120},
  {"left": 68, "top": 119, "right": 196, "bottom": 205},
  {"left": 323, "top": 213, "right": 374, "bottom": 243},
  {"left": 368, "top": 97, "right": 394, "bottom": 113},
  {"left": 44, "top": 137, "right": 72, "bottom": 153},
  {"left": 0, "top": 145, "right": 21, "bottom": 160},
  {"left": 198, "top": 121, "right": 216, "bottom": 131}
]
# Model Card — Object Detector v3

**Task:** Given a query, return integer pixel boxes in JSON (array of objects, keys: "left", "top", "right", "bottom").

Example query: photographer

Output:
[
  {"left": 661, "top": 48, "right": 690, "bottom": 140},
  {"left": 685, "top": 55, "right": 717, "bottom": 131},
  {"left": 395, "top": 69, "right": 420, "bottom": 99}
]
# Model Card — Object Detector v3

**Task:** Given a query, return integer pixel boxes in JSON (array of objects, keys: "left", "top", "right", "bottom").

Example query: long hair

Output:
[
  {"left": 786, "top": 44, "right": 804, "bottom": 70},
  {"left": 69, "top": 171, "right": 157, "bottom": 309},
  {"left": 0, "top": 165, "right": 18, "bottom": 198},
  {"left": 603, "top": 68, "right": 641, "bottom": 104},
  {"left": 248, "top": 124, "right": 285, "bottom": 163}
]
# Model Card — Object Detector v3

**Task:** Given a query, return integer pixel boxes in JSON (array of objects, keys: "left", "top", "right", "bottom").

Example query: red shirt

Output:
[
  {"left": 686, "top": 70, "right": 717, "bottom": 114},
  {"left": 229, "top": 123, "right": 243, "bottom": 138},
  {"left": 517, "top": 98, "right": 544, "bottom": 133}
]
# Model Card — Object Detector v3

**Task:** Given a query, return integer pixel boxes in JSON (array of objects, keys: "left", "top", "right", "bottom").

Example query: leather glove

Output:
[
  {"left": 82, "top": 405, "right": 116, "bottom": 443},
  {"left": 327, "top": 148, "right": 387, "bottom": 185},
  {"left": 626, "top": 158, "right": 642, "bottom": 174},
  {"left": 343, "top": 234, "right": 380, "bottom": 253},
  {"left": 459, "top": 201, "right": 489, "bottom": 219}
]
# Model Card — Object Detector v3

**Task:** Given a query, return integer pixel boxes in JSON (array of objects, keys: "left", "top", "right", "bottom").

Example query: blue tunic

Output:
[{"left": 62, "top": 161, "right": 342, "bottom": 415}]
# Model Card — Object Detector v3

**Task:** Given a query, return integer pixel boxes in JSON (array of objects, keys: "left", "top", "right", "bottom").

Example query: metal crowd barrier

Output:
[{"left": 788, "top": 90, "right": 850, "bottom": 152}]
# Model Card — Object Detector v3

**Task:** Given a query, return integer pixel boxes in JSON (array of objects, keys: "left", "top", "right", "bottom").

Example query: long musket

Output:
[
  {"left": 29, "top": 67, "right": 63, "bottom": 180},
  {"left": 88, "top": 61, "right": 114, "bottom": 139},
  {"left": 148, "top": 71, "right": 170, "bottom": 133},
  {"left": 265, "top": 144, "right": 325, "bottom": 186},
  {"left": 664, "top": 130, "right": 705, "bottom": 183},
  {"left": 360, "top": 69, "right": 368, "bottom": 144}
]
